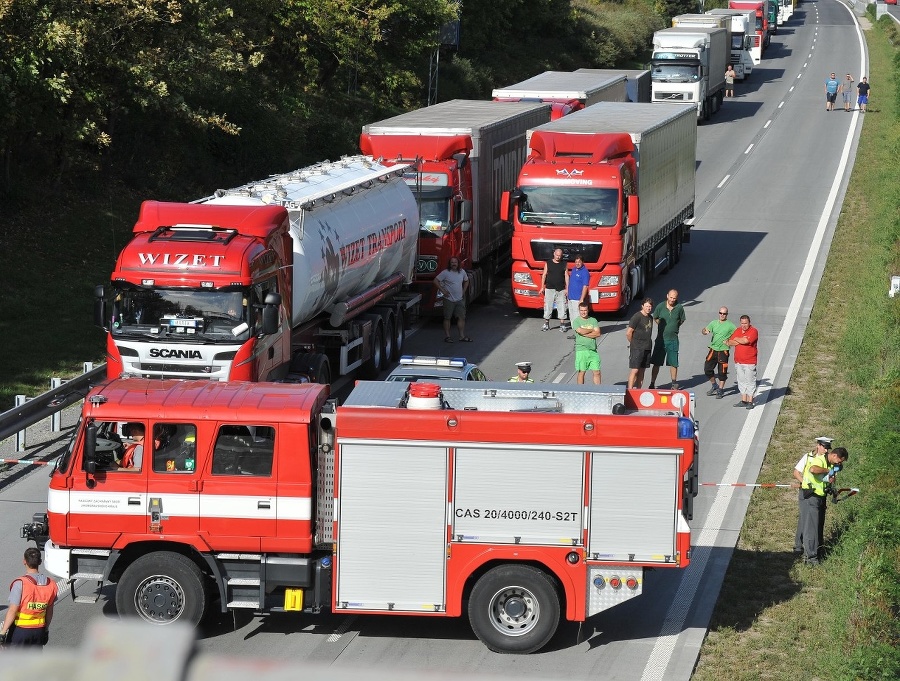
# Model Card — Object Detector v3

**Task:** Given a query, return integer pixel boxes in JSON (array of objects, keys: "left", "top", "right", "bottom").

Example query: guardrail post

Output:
[
  {"left": 15, "top": 395, "right": 30, "bottom": 452},
  {"left": 50, "top": 378, "right": 68, "bottom": 432}
]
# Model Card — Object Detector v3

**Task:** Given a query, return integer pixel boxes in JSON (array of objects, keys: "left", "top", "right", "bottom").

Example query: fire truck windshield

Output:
[
  {"left": 109, "top": 287, "right": 250, "bottom": 342},
  {"left": 518, "top": 186, "right": 618, "bottom": 226}
]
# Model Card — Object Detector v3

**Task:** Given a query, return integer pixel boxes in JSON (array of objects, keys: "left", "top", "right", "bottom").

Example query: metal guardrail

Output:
[{"left": 0, "top": 363, "right": 107, "bottom": 447}]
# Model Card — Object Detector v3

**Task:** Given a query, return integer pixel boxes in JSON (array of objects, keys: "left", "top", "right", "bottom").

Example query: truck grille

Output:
[
  {"left": 532, "top": 242, "right": 602, "bottom": 263},
  {"left": 138, "top": 362, "right": 213, "bottom": 374},
  {"left": 656, "top": 92, "right": 687, "bottom": 101}
]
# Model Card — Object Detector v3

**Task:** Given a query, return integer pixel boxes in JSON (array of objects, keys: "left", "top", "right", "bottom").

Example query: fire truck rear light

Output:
[
  {"left": 625, "top": 577, "right": 639, "bottom": 590},
  {"left": 608, "top": 576, "right": 622, "bottom": 589},
  {"left": 142, "top": 279, "right": 155, "bottom": 286},
  {"left": 677, "top": 417, "right": 694, "bottom": 439}
]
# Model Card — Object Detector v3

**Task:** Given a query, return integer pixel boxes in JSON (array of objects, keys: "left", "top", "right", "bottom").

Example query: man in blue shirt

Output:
[
  {"left": 565, "top": 254, "right": 591, "bottom": 328},
  {"left": 825, "top": 72, "right": 840, "bottom": 111}
]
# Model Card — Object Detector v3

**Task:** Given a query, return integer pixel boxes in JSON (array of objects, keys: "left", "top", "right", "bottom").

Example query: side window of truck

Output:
[
  {"left": 251, "top": 278, "right": 278, "bottom": 333},
  {"left": 151, "top": 423, "right": 198, "bottom": 473},
  {"left": 212, "top": 425, "right": 275, "bottom": 477}
]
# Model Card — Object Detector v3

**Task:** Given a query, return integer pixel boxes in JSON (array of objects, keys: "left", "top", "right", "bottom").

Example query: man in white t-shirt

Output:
[{"left": 434, "top": 257, "right": 471, "bottom": 343}]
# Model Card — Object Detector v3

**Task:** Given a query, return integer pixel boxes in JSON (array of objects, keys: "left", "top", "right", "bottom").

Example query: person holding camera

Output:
[
  {"left": 1, "top": 548, "right": 58, "bottom": 647},
  {"left": 792, "top": 437, "right": 849, "bottom": 565}
]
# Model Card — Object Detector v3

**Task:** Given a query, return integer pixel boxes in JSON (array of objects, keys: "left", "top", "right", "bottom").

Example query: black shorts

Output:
[
  {"left": 826, "top": 92, "right": 837, "bottom": 103},
  {"left": 629, "top": 345, "right": 652, "bottom": 369}
]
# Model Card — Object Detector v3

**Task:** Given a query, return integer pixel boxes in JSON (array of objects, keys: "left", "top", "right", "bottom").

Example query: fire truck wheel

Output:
[
  {"left": 468, "top": 565, "right": 560, "bottom": 654},
  {"left": 117, "top": 552, "right": 207, "bottom": 626}
]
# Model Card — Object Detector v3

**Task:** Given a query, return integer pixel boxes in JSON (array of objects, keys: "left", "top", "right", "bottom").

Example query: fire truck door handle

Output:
[
  {"left": 128, "top": 497, "right": 141, "bottom": 505},
  {"left": 258, "top": 500, "right": 271, "bottom": 509}
]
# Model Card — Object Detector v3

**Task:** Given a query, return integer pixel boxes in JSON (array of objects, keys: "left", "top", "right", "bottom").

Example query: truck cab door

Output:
[
  {"left": 200, "top": 424, "right": 278, "bottom": 552},
  {"left": 68, "top": 420, "right": 148, "bottom": 547},
  {"left": 145, "top": 422, "right": 201, "bottom": 538}
]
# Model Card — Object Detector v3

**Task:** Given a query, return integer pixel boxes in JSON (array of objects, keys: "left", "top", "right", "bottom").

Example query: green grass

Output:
[
  {"left": 0, "top": 187, "right": 144, "bottom": 406},
  {"left": 693, "top": 15, "right": 900, "bottom": 681}
]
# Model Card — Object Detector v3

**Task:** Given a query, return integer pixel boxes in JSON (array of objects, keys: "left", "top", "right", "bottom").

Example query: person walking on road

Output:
[
  {"left": 541, "top": 248, "right": 569, "bottom": 332},
  {"left": 857, "top": 76, "right": 870, "bottom": 112},
  {"left": 725, "top": 65, "right": 736, "bottom": 98},
  {"left": 434, "top": 257, "right": 471, "bottom": 343},
  {"left": 565, "top": 254, "right": 591, "bottom": 327},
  {"left": 701, "top": 307, "right": 736, "bottom": 399},
  {"left": 626, "top": 298, "right": 654, "bottom": 390},
  {"left": 842, "top": 73, "right": 855, "bottom": 111},
  {"left": 726, "top": 314, "right": 759, "bottom": 409},
  {"left": 649, "top": 289, "right": 686, "bottom": 389},
  {"left": 825, "top": 72, "right": 840, "bottom": 111},
  {"left": 1, "top": 547, "right": 58, "bottom": 648},
  {"left": 792, "top": 437, "right": 849, "bottom": 565},
  {"left": 508, "top": 361, "right": 535, "bottom": 383},
  {"left": 572, "top": 302, "right": 601, "bottom": 384}
]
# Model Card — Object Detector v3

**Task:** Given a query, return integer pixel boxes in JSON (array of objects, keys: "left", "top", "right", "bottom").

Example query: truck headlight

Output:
[
  {"left": 598, "top": 275, "right": 620, "bottom": 286},
  {"left": 513, "top": 272, "right": 535, "bottom": 285}
]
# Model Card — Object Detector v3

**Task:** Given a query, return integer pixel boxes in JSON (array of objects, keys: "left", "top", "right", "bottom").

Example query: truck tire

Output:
[
  {"left": 309, "top": 353, "right": 331, "bottom": 385},
  {"left": 116, "top": 552, "right": 207, "bottom": 626},
  {"left": 390, "top": 309, "right": 405, "bottom": 361},
  {"left": 468, "top": 565, "right": 560, "bottom": 654},
  {"left": 361, "top": 323, "right": 384, "bottom": 379}
]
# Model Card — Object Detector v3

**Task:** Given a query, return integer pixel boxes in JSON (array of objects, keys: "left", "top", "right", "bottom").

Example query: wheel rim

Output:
[
  {"left": 133, "top": 574, "right": 187, "bottom": 623},
  {"left": 383, "top": 319, "right": 395, "bottom": 362},
  {"left": 486, "top": 585, "right": 540, "bottom": 637}
]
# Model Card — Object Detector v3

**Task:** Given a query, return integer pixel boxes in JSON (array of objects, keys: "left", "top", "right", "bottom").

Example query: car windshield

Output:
[
  {"left": 518, "top": 186, "right": 618, "bottom": 226},
  {"left": 109, "top": 287, "right": 250, "bottom": 342}
]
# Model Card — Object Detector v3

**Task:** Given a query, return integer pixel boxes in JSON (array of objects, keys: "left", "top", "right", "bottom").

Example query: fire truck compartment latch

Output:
[{"left": 148, "top": 497, "right": 163, "bottom": 532}]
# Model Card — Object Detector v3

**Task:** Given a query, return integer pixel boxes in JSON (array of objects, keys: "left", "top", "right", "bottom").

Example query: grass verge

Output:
[{"left": 693, "top": 15, "right": 900, "bottom": 681}]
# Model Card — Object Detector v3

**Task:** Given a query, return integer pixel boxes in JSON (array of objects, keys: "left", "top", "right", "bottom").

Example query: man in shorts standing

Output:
[
  {"left": 649, "top": 289, "right": 686, "bottom": 389},
  {"left": 825, "top": 72, "right": 840, "bottom": 111},
  {"left": 626, "top": 298, "right": 654, "bottom": 389},
  {"left": 434, "top": 257, "right": 471, "bottom": 343},
  {"left": 727, "top": 314, "right": 759, "bottom": 408},
  {"left": 842, "top": 73, "right": 854, "bottom": 111},
  {"left": 857, "top": 76, "right": 870, "bottom": 112},
  {"left": 572, "top": 302, "right": 601, "bottom": 384},
  {"left": 701, "top": 306, "right": 736, "bottom": 399}
]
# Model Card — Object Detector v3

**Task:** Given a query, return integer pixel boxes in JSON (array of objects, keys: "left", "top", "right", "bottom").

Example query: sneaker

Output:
[
  {"left": 734, "top": 401, "right": 746, "bottom": 408},
  {"left": 542, "top": 322, "right": 549, "bottom": 332},
  {"left": 706, "top": 386, "right": 718, "bottom": 396},
  {"left": 746, "top": 402, "right": 755, "bottom": 410},
  {"left": 670, "top": 383, "right": 680, "bottom": 390},
  {"left": 560, "top": 325, "right": 570, "bottom": 333},
  {"left": 716, "top": 389, "right": 724, "bottom": 399},
  {"left": 793, "top": 548, "right": 803, "bottom": 556},
  {"left": 805, "top": 558, "right": 820, "bottom": 566},
  {"left": 648, "top": 383, "right": 655, "bottom": 389}
]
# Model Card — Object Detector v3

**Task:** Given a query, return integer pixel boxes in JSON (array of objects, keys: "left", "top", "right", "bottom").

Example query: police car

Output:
[{"left": 385, "top": 355, "right": 489, "bottom": 382}]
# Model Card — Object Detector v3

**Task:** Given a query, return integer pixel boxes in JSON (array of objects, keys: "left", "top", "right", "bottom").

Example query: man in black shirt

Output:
[
  {"left": 626, "top": 298, "right": 654, "bottom": 389},
  {"left": 540, "top": 248, "right": 569, "bottom": 332}
]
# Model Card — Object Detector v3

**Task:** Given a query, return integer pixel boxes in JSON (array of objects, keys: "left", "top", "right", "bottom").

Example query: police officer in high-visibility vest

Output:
[
  {"left": 1, "top": 548, "right": 58, "bottom": 647},
  {"left": 792, "top": 437, "right": 850, "bottom": 565},
  {"left": 508, "top": 361, "right": 534, "bottom": 383}
]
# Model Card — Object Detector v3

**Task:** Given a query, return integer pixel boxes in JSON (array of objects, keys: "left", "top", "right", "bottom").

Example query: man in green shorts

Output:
[
  {"left": 572, "top": 302, "right": 601, "bottom": 384},
  {"left": 650, "top": 289, "right": 687, "bottom": 389}
]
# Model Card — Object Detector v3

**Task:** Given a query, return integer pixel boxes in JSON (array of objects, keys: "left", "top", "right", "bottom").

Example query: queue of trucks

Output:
[{"left": 44, "top": 5, "right": 798, "bottom": 646}]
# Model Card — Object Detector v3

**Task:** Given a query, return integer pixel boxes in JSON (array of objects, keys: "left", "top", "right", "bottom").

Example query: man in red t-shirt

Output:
[{"left": 726, "top": 315, "right": 759, "bottom": 409}]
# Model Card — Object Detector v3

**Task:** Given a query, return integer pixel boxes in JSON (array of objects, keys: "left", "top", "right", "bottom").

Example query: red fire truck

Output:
[{"left": 27, "top": 379, "right": 698, "bottom": 653}]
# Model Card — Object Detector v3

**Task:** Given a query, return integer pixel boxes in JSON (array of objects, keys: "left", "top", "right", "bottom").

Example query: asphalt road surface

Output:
[{"left": 0, "top": 2, "right": 867, "bottom": 677}]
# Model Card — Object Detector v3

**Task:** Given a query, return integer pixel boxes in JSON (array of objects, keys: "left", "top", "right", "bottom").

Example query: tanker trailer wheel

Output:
[
  {"left": 361, "top": 323, "right": 384, "bottom": 379},
  {"left": 116, "top": 552, "right": 207, "bottom": 626},
  {"left": 309, "top": 353, "right": 331, "bottom": 385},
  {"left": 468, "top": 565, "right": 560, "bottom": 654},
  {"left": 390, "top": 309, "right": 405, "bottom": 361}
]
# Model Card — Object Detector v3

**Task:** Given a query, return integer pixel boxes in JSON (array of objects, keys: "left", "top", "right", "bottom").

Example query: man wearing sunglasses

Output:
[{"left": 701, "top": 307, "right": 736, "bottom": 399}]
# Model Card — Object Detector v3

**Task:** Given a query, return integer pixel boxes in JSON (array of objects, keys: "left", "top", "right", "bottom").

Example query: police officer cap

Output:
[
  {"left": 815, "top": 436, "right": 834, "bottom": 448},
  {"left": 516, "top": 361, "right": 532, "bottom": 372}
]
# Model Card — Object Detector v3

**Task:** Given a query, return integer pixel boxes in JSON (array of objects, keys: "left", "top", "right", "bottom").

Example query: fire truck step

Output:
[
  {"left": 226, "top": 600, "right": 259, "bottom": 609},
  {"left": 71, "top": 572, "right": 104, "bottom": 580},
  {"left": 226, "top": 578, "right": 260, "bottom": 586},
  {"left": 70, "top": 579, "right": 103, "bottom": 604}
]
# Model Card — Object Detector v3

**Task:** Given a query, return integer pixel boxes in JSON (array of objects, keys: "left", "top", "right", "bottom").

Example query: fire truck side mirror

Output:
[
  {"left": 84, "top": 424, "right": 98, "bottom": 478},
  {"left": 94, "top": 285, "right": 107, "bottom": 328}
]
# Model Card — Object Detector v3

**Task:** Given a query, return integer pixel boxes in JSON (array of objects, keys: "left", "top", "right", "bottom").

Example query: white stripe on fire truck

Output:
[{"left": 48, "top": 488, "right": 311, "bottom": 520}]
